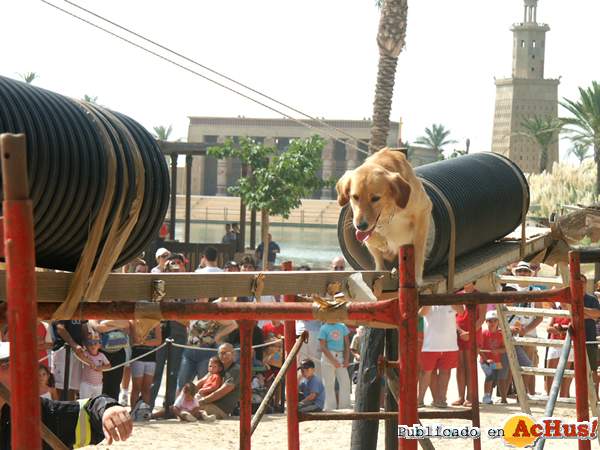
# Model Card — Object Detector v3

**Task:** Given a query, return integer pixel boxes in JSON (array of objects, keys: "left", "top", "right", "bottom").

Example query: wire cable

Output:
[
  {"left": 61, "top": 0, "right": 371, "bottom": 152},
  {"left": 40, "top": 0, "right": 370, "bottom": 155}
]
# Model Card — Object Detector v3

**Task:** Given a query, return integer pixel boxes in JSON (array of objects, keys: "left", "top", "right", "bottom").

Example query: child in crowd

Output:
[
  {"left": 546, "top": 303, "right": 574, "bottom": 397},
  {"left": 80, "top": 331, "right": 111, "bottom": 398},
  {"left": 173, "top": 382, "right": 216, "bottom": 422},
  {"left": 39, "top": 364, "right": 58, "bottom": 400},
  {"left": 195, "top": 356, "right": 224, "bottom": 398},
  {"left": 319, "top": 322, "right": 351, "bottom": 410},
  {"left": 298, "top": 359, "right": 325, "bottom": 412},
  {"left": 478, "top": 310, "right": 507, "bottom": 404}
]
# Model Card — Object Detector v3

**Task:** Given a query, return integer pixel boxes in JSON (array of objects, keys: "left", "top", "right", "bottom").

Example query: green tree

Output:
[
  {"left": 414, "top": 123, "right": 457, "bottom": 159},
  {"left": 208, "top": 136, "right": 328, "bottom": 269},
  {"left": 569, "top": 142, "right": 592, "bottom": 164},
  {"left": 517, "top": 115, "right": 562, "bottom": 173},
  {"left": 153, "top": 125, "right": 173, "bottom": 141},
  {"left": 82, "top": 94, "right": 98, "bottom": 103},
  {"left": 19, "top": 72, "right": 38, "bottom": 84},
  {"left": 561, "top": 81, "right": 600, "bottom": 195},
  {"left": 369, "top": 0, "right": 408, "bottom": 153}
]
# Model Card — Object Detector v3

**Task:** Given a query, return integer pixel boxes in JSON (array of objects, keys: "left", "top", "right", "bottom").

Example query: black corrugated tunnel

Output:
[
  {"left": 0, "top": 76, "right": 170, "bottom": 271},
  {"left": 337, "top": 152, "right": 529, "bottom": 272}
]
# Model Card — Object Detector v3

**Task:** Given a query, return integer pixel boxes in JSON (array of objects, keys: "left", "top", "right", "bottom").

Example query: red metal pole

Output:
[
  {"left": 569, "top": 251, "right": 590, "bottom": 450},
  {"left": 467, "top": 304, "right": 481, "bottom": 450},
  {"left": 282, "top": 261, "right": 300, "bottom": 450},
  {"left": 1, "top": 134, "right": 41, "bottom": 450},
  {"left": 397, "top": 245, "right": 418, "bottom": 450},
  {"left": 239, "top": 320, "right": 254, "bottom": 450}
]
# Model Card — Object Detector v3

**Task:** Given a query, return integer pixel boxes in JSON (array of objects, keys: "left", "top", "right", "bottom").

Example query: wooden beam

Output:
[{"left": 0, "top": 270, "right": 396, "bottom": 302}]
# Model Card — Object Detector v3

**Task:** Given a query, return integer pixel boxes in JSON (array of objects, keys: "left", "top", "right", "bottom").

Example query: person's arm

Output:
[
  {"left": 199, "top": 377, "right": 222, "bottom": 396},
  {"left": 99, "top": 354, "right": 111, "bottom": 371},
  {"left": 522, "top": 317, "right": 542, "bottom": 336},
  {"left": 89, "top": 320, "right": 129, "bottom": 333},
  {"left": 199, "top": 380, "right": 235, "bottom": 403},
  {"left": 451, "top": 304, "right": 464, "bottom": 314},
  {"left": 418, "top": 306, "right": 431, "bottom": 317},
  {"left": 215, "top": 321, "right": 238, "bottom": 344},
  {"left": 302, "top": 392, "right": 317, "bottom": 403},
  {"left": 476, "top": 304, "right": 487, "bottom": 329},
  {"left": 584, "top": 308, "right": 600, "bottom": 320},
  {"left": 55, "top": 322, "right": 85, "bottom": 358},
  {"left": 319, "top": 339, "right": 339, "bottom": 368}
]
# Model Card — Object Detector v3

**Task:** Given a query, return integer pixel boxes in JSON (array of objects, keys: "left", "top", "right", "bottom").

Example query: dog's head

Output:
[{"left": 336, "top": 166, "right": 411, "bottom": 241}]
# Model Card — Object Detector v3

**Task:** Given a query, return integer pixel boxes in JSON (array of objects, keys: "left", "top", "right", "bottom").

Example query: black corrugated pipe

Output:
[
  {"left": 338, "top": 152, "right": 529, "bottom": 272},
  {"left": 0, "top": 76, "right": 169, "bottom": 271}
]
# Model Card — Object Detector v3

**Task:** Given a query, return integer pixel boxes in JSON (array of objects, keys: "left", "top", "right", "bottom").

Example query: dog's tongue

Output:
[{"left": 355, "top": 229, "right": 373, "bottom": 242}]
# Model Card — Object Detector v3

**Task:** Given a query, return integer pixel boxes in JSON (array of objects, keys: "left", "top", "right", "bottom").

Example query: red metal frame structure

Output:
[
  {"left": 0, "top": 138, "right": 592, "bottom": 450},
  {"left": 1, "top": 134, "right": 41, "bottom": 450}
]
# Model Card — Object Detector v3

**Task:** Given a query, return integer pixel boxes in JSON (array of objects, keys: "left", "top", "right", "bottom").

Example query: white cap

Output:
[
  {"left": 155, "top": 248, "right": 171, "bottom": 260},
  {"left": 512, "top": 261, "right": 532, "bottom": 275},
  {"left": 0, "top": 342, "right": 9, "bottom": 361},
  {"left": 485, "top": 310, "right": 498, "bottom": 321}
]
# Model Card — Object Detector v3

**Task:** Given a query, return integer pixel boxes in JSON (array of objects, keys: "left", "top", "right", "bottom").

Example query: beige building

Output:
[
  {"left": 186, "top": 117, "right": 404, "bottom": 199},
  {"left": 491, "top": 0, "right": 559, "bottom": 174}
]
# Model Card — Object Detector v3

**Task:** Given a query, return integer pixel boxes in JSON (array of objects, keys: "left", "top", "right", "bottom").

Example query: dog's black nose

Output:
[{"left": 356, "top": 221, "right": 369, "bottom": 231}]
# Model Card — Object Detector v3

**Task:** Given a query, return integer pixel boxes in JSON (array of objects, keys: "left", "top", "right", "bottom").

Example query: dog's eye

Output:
[
  {"left": 352, "top": 195, "right": 359, "bottom": 201},
  {"left": 371, "top": 196, "right": 380, "bottom": 202}
]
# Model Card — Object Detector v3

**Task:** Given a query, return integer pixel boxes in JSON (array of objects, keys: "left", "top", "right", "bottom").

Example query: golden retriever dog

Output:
[{"left": 336, "top": 148, "right": 432, "bottom": 284}]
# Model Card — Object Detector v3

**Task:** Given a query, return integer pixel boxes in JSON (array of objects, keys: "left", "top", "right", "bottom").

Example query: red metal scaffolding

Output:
[{"left": 0, "top": 134, "right": 593, "bottom": 450}]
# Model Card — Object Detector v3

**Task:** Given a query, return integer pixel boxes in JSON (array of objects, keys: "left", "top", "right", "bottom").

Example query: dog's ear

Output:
[
  {"left": 389, "top": 173, "right": 411, "bottom": 209},
  {"left": 336, "top": 171, "right": 352, "bottom": 206}
]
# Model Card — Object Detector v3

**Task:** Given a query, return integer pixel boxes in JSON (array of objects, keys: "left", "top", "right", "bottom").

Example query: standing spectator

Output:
[
  {"left": 51, "top": 320, "right": 87, "bottom": 400},
  {"left": 349, "top": 326, "right": 365, "bottom": 383},
  {"left": 582, "top": 274, "right": 600, "bottom": 393},
  {"left": 298, "top": 359, "right": 325, "bottom": 412},
  {"left": 151, "top": 248, "right": 171, "bottom": 273},
  {"left": 255, "top": 234, "right": 280, "bottom": 270},
  {"left": 263, "top": 320, "right": 284, "bottom": 340},
  {"left": 195, "top": 247, "right": 222, "bottom": 273},
  {"left": 232, "top": 223, "right": 241, "bottom": 250},
  {"left": 221, "top": 224, "right": 236, "bottom": 244},
  {"left": 479, "top": 310, "right": 507, "bottom": 404},
  {"left": 37, "top": 321, "right": 53, "bottom": 368},
  {"left": 545, "top": 303, "right": 573, "bottom": 397},
  {"left": 453, "top": 282, "right": 486, "bottom": 406},
  {"left": 319, "top": 322, "right": 351, "bottom": 410},
  {"left": 150, "top": 253, "right": 190, "bottom": 413},
  {"left": 330, "top": 256, "right": 345, "bottom": 271},
  {"left": 88, "top": 319, "right": 130, "bottom": 402},
  {"left": 197, "top": 343, "right": 241, "bottom": 419},
  {"left": 417, "top": 304, "right": 463, "bottom": 408},
  {"left": 129, "top": 320, "right": 162, "bottom": 408},
  {"left": 80, "top": 331, "right": 111, "bottom": 398},
  {"left": 507, "top": 261, "right": 543, "bottom": 396}
]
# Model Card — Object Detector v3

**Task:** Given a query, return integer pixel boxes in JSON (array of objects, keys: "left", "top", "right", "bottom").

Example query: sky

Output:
[{"left": 2, "top": 0, "right": 598, "bottom": 161}]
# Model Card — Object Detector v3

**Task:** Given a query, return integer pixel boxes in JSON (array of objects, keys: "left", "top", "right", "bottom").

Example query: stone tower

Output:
[{"left": 491, "top": 0, "right": 559, "bottom": 174}]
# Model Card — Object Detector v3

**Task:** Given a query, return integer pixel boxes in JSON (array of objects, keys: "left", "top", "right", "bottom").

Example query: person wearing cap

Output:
[
  {"left": 478, "top": 310, "right": 507, "bottom": 404},
  {"left": 151, "top": 248, "right": 171, "bottom": 273},
  {"left": 0, "top": 342, "right": 133, "bottom": 448},
  {"left": 298, "top": 359, "right": 325, "bottom": 413},
  {"left": 506, "top": 260, "right": 543, "bottom": 396}
]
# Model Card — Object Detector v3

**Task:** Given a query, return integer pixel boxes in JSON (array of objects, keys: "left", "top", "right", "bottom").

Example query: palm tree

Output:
[
  {"left": 153, "top": 125, "right": 173, "bottom": 141},
  {"left": 517, "top": 116, "right": 562, "bottom": 173},
  {"left": 369, "top": 0, "right": 408, "bottom": 153},
  {"left": 19, "top": 72, "right": 38, "bottom": 84},
  {"left": 568, "top": 142, "right": 592, "bottom": 164},
  {"left": 561, "top": 81, "right": 600, "bottom": 195},
  {"left": 414, "top": 123, "right": 457, "bottom": 159},
  {"left": 82, "top": 94, "right": 98, "bottom": 104}
]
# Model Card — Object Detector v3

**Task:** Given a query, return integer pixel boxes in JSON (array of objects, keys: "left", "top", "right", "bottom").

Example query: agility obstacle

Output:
[{"left": 0, "top": 133, "right": 597, "bottom": 450}]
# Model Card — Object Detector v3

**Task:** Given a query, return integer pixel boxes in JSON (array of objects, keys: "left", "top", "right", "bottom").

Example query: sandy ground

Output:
[{"left": 83, "top": 320, "right": 594, "bottom": 449}]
